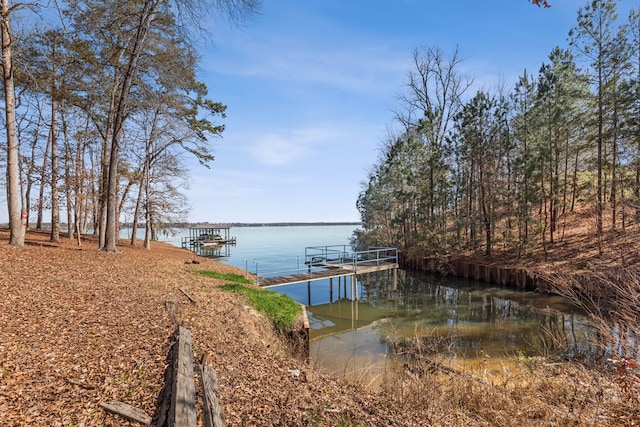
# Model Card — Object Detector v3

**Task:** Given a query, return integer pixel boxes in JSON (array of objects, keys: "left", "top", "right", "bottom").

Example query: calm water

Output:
[
  {"left": 309, "top": 271, "right": 593, "bottom": 384},
  {"left": 134, "top": 225, "right": 594, "bottom": 383},
  {"left": 140, "top": 224, "right": 358, "bottom": 269}
]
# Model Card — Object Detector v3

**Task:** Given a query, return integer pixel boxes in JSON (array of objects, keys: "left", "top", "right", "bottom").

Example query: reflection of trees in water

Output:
[
  {"left": 526, "top": 311, "right": 590, "bottom": 358},
  {"left": 385, "top": 308, "right": 601, "bottom": 362},
  {"left": 360, "top": 269, "right": 600, "bottom": 360},
  {"left": 357, "top": 269, "right": 399, "bottom": 302},
  {"left": 540, "top": 269, "right": 640, "bottom": 363}
]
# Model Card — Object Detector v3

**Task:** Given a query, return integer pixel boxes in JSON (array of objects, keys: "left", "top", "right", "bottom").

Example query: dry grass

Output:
[{"left": 379, "top": 353, "right": 635, "bottom": 426}]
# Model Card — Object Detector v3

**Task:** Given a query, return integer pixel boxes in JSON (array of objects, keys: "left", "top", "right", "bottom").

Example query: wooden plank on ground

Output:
[
  {"left": 179, "top": 287, "right": 197, "bottom": 304},
  {"left": 168, "top": 326, "right": 197, "bottom": 427},
  {"left": 100, "top": 400, "right": 151, "bottom": 425},
  {"left": 200, "top": 360, "right": 226, "bottom": 427}
]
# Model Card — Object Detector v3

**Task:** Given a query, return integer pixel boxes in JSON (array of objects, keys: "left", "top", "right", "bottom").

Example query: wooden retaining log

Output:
[
  {"left": 473, "top": 264, "right": 485, "bottom": 282},
  {"left": 458, "top": 259, "right": 470, "bottom": 279},
  {"left": 169, "top": 326, "right": 197, "bottom": 426},
  {"left": 154, "top": 326, "right": 197, "bottom": 427},
  {"left": 300, "top": 304, "right": 310, "bottom": 360},
  {"left": 399, "top": 254, "right": 540, "bottom": 291},
  {"left": 200, "top": 359, "right": 226, "bottom": 427},
  {"left": 285, "top": 304, "right": 311, "bottom": 360},
  {"left": 515, "top": 268, "right": 527, "bottom": 289},
  {"left": 499, "top": 267, "right": 507, "bottom": 286}
]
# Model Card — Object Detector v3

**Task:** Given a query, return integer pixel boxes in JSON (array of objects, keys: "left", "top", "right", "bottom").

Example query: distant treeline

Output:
[{"left": 1, "top": 222, "right": 361, "bottom": 231}]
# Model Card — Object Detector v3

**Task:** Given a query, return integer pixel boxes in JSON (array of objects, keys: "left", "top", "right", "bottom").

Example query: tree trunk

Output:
[
  {"left": 50, "top": 71, "right": 60, "bottom": 243},
  {"left": 37, "top": 128, "right": 51, "bottom": 230},
  {"left": 61, "top": 106, "right": 74, "bottom": 239},
  {"left": 133, "top": 109, "right": 160, "bottom": 247},
  {"left": 1, "top": 0, "right": 24, "bottom": 247},
  {"left": 611, "top": 91, "right": 618, "bottom": 231},
  {"left": 143, "top": 164, "right": 151, "bottom": 249},
  {"left": 479, "top": 168, "right": 491, "bottom": 256},
  {"left": 131, "top": 176, "right": 143, "bottom": 246},
  {"left": 571, "top": 147, "right": 579, "bottom": 212},
  {"left": 24, "top": 109, "right": 44, "bottom": 230},
  {"left": 596, "top": 54, "right": 604, "bottom": 252}
]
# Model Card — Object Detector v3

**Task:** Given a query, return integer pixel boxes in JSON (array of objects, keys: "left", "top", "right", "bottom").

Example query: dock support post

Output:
[
  {"left": 329, "top": 277, "right": 333, "bottom": 303},
  {"left": 352, "top": 273, "right": 358, "bottom": 301},
  {"left": 393, "top": 268, "right": 398, "bottom": 293},
  {"left": 351, "top": 295, "right": 356, "bottom": 328},
  {"left": 307, "top": 259, "right": 312, "bottom": 305},
  {"left": 351, "top": 273, "right": 360, "bottom": 320}
]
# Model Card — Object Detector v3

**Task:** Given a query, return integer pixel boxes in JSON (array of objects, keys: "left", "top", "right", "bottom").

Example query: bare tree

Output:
[{"left": 396, "top": 46, "right": 472, "bottom": 241}]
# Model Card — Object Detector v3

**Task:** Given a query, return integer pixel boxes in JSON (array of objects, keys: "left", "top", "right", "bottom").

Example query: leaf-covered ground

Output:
[{"left": 0, "top": 226, "right": 638, "bottom": 426}]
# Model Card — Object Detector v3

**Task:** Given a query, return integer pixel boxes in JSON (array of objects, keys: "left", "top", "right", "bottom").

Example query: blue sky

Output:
[
  {"left": 6, "top": 1, "right": 636, "bottom": 225},
  {"left": 188, "top": 0, "right": 615, "bottom": 224}
]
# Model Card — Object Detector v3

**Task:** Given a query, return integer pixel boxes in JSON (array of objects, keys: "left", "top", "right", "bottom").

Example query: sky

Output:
[
  {"left": 4, "top": 0, "right": 637, "bottom": 225},
  {"left": 187, "top": 0, "right": 622, "bottom": 224}
]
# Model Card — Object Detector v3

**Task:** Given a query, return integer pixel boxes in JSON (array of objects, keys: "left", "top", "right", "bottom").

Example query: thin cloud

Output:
[
  {"left": 206, "top": 31, "right": 409, "bottom": 96},
  {"left": 251, "top": 134, "right": 306, "bottom": 166},
  {"left": 245, "top": 123, "right": 383, "bottom": 168}
]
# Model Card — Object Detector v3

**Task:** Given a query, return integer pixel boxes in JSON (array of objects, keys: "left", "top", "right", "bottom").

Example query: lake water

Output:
[
  {"left": 144, "top": 224, "right": 359, "bottom": 270},
  {"left": 135, "top": 224, "right": 594, "bottom": 385}
]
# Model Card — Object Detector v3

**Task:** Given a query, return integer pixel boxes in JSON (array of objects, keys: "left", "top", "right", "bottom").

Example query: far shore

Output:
[{"left": 6, "top": 221, "right": 362, "bottom": 229}]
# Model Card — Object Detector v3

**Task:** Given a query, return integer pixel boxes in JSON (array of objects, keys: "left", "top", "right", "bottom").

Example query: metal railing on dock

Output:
[
  {"left": 245, "top": 246, "right": 398, "bottom": 287},
  {"left": 305, "top": 245, "right": 398, "bottom": 269}
]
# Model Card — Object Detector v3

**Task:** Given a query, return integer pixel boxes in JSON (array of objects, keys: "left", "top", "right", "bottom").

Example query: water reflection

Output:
[{"left": 301, "top": 270, "right": 597, "bottom": 384}]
